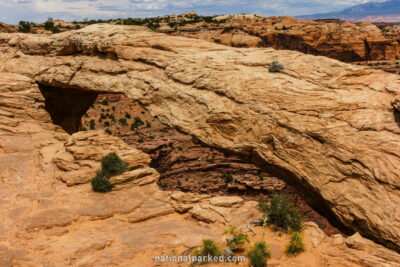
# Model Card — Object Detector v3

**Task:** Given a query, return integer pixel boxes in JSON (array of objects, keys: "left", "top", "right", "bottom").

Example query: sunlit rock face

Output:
[{"left": 0, "top": 24, "right": 399, "bottom": 265}]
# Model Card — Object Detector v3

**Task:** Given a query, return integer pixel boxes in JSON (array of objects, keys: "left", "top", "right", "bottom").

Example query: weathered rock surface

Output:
[
  {"left": 0, "top": 73, "right": 261, "bottom": 265},
  {"left": 0, "top": 24, "right": 400, "bottom": 264},
  {"left": 167, "top": 15, "right": 400, "bottom": 62},
  {"left": 1, "top": 24, "right": 399, "bottom": 252},
  {"left": 0, "top": 22, "right": 15, "bottom": 33}
]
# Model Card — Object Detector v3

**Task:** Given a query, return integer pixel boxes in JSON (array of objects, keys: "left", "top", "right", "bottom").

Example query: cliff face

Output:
[{"left": 167, "top": 16, "right": 400, "bottom": 62}]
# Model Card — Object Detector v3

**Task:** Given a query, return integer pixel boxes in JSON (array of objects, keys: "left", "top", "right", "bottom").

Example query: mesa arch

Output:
[{"left": 0, "top": 24, "right": 400, "bottom": 252}]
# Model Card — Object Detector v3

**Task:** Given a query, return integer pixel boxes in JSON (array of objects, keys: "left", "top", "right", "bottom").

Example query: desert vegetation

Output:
[
  {"left": 247, "top": 241, "right": 271, "bottom": 267},
  {"left": 224, "top": 227, "right": 249, "bottom": 251},
  {"left": 258, "top": 194, "right": 303, "bottom": 232},
  {"left": 285, "top": 231, "right": 306, "bottom": 257},
  {"left": 269, "top": 61, "right": 285, "bottom": 73},
  {"left": 91, "top": 152, "right": 127, "bottom": 192}
]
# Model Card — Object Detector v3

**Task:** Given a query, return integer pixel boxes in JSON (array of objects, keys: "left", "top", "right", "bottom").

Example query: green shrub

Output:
[
  {"left": 107, "top": 114, "right": 116, "bottom": 122},
  {"left": 193, "top": 239, "right": 221, "bottom": 259},
  {"left": 101, "top": 152, "right": 127, "bottom": 176},
  {"left": 221, "top": 172, "right": 233, "bottom": 183},
  {"left": 101, "top": 100, "right": 108, "bottom": 105},
  {"left": 285, "top": 232, "right": 305, "bottom": 257},
  {"left": 89, "top": 119, "right": 95, "bottom": 130},
  {"left": 224, "top": 227, "right": 248, "bottom": 251},
  {"left": 118, "top": 118, "right": 128, "bottom": 126},
  {"left": 131, "top": 117, "right": 144, "bottom": 130},
  {"left": 258, "top": 174, "right": 264, "bottom": 181},
  {"left": 269, "top": 61, "right": 284, "bottom": 73},
  {"left": 137, "top": 137, "right": 144, "bottom": 143},
  {"left": 18, "top": 21, "right": 31, "bottom": 33},
  {"left": 104, "top": 129, "right": 112, "bottom": 135},
  {"left": 259, "top": 194, "right": 303, "bottom": 232},
  {"left": 91, "top": 170, "right": 113, "bottom": 192},
  {"left": 247, "top": 241, "right": 271, "bottom": 267},
  {"left": 104, "top": 121, "right": 110, "bottom": 127}
]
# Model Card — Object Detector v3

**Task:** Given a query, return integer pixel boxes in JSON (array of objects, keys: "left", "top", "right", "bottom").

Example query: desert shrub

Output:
[
  {"left": 18, "top": 21, "right": 31, "bottom": 33},
  {"left": 43, "top": 17, "right": 60, "bottom": 33},
  {"left": 247, "top": 241, "right": 271, "bottom": 267},
  {"left": 168, "top": 142, "right": 174, "bottom": 148},
  {"left": 89, "top": 119, "right": 95, "bottom": 130},
  {"left": 125, "top": 112, "right": 131, "bottom": 119},
  {"left": 104, "top": 128, "right": 112, "bottom": 135},
  {"left": 194, "top": 239, "right": 221, "bottom": 258},
  {"left": 258, "top": 174, "right": 264, "bottom": 181},
  {"left": 91, "top": 153, "right": 127, "bottom": 192},
  {"left": 259, "top": 194, "right": 303, "bottom": 232},
  {"left": 130, "top": 117, "right": 144, "bottom": 130},
  {"left": 269, "top": 61, "right": 284, "bottom": 73},
  {"left": 107, "top": 114, "right": 116, "bottom": 122},
  {"left": 285, "top": 232, "right": 305, "bottom": 257},
  {"left": 137, "top": 137, "right": 144, "bottom": 143},
  {"left": 91, "top": 170, "right": 113, "bottom": 192},
  {"left": 104, "top": 121, "right": 110, "bottom": 127},
  {"left": 100, "top": 113, "right": 106, "bottom": 119},
  {"left": 101, "top": 152, "right": 127, "bottom": 176},
  {"left": 224, "top": 227, "right": 248, "bottom": 251},
  {"left": 118, "top": 118, "right": 127, "bottom": 126},
  {"left": 146, "top": 121, "right": 151, "bottom": 128},
  {"left": 101, "top": 99, "right": 108, "bottom": 105},
  {"left": 221, "top": 172, "right": 233, "bottom": 183}
]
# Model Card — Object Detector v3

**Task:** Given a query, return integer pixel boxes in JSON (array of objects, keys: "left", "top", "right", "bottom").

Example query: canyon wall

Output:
[{"left": 167, "top": 16, "right": 400, "bottom": 62}]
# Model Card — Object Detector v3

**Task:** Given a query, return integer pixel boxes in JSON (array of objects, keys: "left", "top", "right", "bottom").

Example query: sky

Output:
[{"left": 0, "top": 0, "right": 387, "bottom": 24}]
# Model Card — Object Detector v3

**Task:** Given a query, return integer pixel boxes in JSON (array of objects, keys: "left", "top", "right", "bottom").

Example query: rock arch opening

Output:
[{"left": 38, "top": 84, "right": 98, "bottom": 134}]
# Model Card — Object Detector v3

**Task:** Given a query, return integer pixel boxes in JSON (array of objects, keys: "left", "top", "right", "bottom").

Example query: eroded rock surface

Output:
[
  {"left": 0, "top": 24, "right": 400, "bottom": 264},
  {"left": 0, "top": 73, "right": 261, "bottom": 266},
  {"left": 0, "top": 22, "right": 15, "bottom": 33},
  {"left": 166, "top": 15, "right": 400, "bottom": 62},
  {"left": 82, "top": 93, "right": 341, "bottom": 235}
]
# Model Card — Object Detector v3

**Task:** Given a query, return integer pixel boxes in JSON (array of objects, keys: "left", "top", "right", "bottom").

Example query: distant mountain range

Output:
[{"left": 298, "top": 0, "right": 400, "bottom": 22}]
